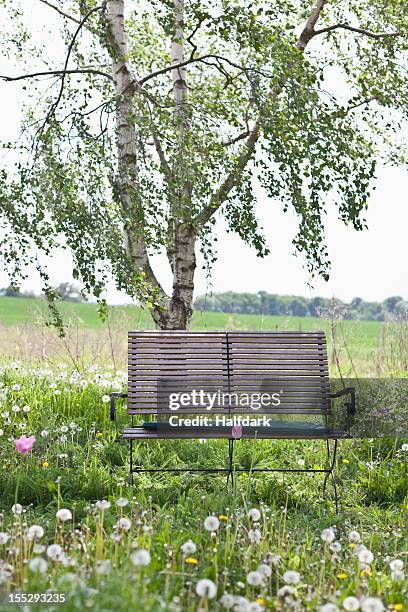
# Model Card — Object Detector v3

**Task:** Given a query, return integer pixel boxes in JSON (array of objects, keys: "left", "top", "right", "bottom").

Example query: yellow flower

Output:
[
  {"left": 349, "top": 543, "right": 356, "bottom": 549},
  {"left": 360, "top": 568, "right": 372, "bottom": 578},
  {"left": 337, "top": 572, "right": 348, "bottom": 580},
  {"left": 185, "top": 557, "right": 198, "bottom": 565},
  {"left": 342, "top": 459, "right": 350, "bottom": 464},
  {"left": 42, "top": 461, "right": 49, "bottom": 469},
  {"left": 219, "top": 515, "right": 228, "bottom": 521},
  {"left": 96, "top": 432, "right": 103, "bottom": 438},
  {"left": 392, "top": 605, "right": 403, "bottom": 611},
  {"left": 256, "top": 598, "right": 265, "bottom": 605}
]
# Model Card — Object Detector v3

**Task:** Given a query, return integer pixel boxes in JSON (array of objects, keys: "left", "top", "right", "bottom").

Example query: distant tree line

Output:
[
  {"left": 0, "top": 283, "right": 83, "bottom": 303},
  {"left": 194, "top": 292, "right": 408, "bottom": 321}
]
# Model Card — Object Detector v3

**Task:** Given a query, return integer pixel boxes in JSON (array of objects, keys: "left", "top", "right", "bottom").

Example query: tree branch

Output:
[
  {"left": 38, "top": 0, "right": 81, "bottom": 25},
  {"left": 313, "top": 23, "right": 403, "bottom": 39},
  {"left": 196, "top": 0, "right": 328, "bottom": 227},
  {"left": 138, "top": 54, "right": 272, "bottom": 86},
  {"left": 298, "top": 0, "right": 328, "bottom": 50},
  {"left": 38, "top": 4, "right": 104, "bottom": 135},
  {"left": 0, "top": 69, "right": 113, "bottom": 82}
]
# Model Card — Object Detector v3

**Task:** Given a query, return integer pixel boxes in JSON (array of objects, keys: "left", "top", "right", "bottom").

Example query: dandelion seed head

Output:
[
  {"left": 283, "top": 570, "right": 300, "bottom": 585},
  {"left": 131, "top": 549, "right": 151, "bottom": 567},
  {"left": 204, "top": 516, "right": 219, "bottom": 532},
  {"left": 28, "top": 557, "right": 48, "bottom": 575},
  {"left": 27, "top": 525, "right": 44, "bottom": 540},
  {"left": 195, "top": 578, "right": 217, "bottom": 599},
  {"left": 56, "top": 509, "right": 72, "bottom": 522}
]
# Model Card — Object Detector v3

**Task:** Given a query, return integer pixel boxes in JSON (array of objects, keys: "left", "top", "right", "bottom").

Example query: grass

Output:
[
  {"left": 0, "top": 296, "right": 383, "bottom": 375},
  {"left": 0, "top": 299, "right": 407, "bottom": 610},
  {"left": 0, "top": 363, "right": 407, "bottom": 611}
]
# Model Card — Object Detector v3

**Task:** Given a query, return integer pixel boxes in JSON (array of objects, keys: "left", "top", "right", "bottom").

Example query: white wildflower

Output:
[
  {"left": 195, "top": 578, "right": 217, "bottom": 599},
  {"left": 342, "top": 596, "right": 360, "bottom": 611},
  {"left": 277, "top": 586, "right": 295, "bottom": 597},
  {"left": 27, "top": 525, "right": 44, "bottom": 540},
  {"left": 181, "top": 540, "right": 197, "bottom": 555},
  {"left": 116, "top": 497, "right": 128, "bottom": 507},
  {"left": 220, "top": 593, "right": 234, "bottom": 608},
  {"left": 116, "top": 517, "right": 131, "bottom": 531},
  {"left": 358, "top": 549, "right": 374, "bottom": 565},
  {"left": 257, "top": 563, "right": 272, "bottom": 577},
  {"left": 360, "top": 598, "right": 384, "bottom": 612},
  {"left": 0, "top": 533, "right": 9, "bottom": 545},
  {"left": 56, "top": 508, "right": 72, "bottom": 522},
  {"left": 248, "top": 508, "right": 261, "bottom": 522},
  {"left": 12, "top": 503, "right": 23, "bottom": 515},
  {"left": 283, "top": 570, "right": 300, "bottom": 585},
  {"left": 131, "top": 549, "right": 151, "bottom": 567},
  {"left": 246, "top": 570, "right": 264, "bottom": 586},
  {"left": 47, "top": 543, "right": 63, "bottom": 561},
  {"left": 204, "top": 516, "right": 219, "bottom": 532},
  {"left": 389, "top": 559, "right": 404, "bottom": 571},
  {"left": 320, "top": 605, "right": 339, "bottom": 612},
  {"left": 248, "top": 529, "right": 262, "bottom": 544},
  {"left": 28, "top": 557, "right": 48, "bottom": 575},
  {"left": 95, "top": 500, "right": 111, "bottom": 511},
  {"left": 321, "top": 528, "right": 336, "bottom": 543},
  {"left": 391, "top": 569, "right": 405, "bottom": 582},
  {"left": 102, "top": 395, "right": 110, "bottom": 403},
  {"left": 348, "top": 530, "right": 361, "bottom": 543}
]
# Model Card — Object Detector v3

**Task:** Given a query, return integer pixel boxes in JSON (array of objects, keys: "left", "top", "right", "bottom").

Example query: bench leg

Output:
[
  {"left": 322, "top": 439, "right": 339, "bottom": 513},
  {"left": 129, "top": 439, "right": 134, "bottom": 486},
  {"left": 226, "top": 439, "right": 235, "bottom": 489}
]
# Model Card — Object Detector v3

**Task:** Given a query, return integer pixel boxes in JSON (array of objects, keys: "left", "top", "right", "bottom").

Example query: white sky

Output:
[{"left": 0, "top": 2, "right": 407, "bottom": 305}]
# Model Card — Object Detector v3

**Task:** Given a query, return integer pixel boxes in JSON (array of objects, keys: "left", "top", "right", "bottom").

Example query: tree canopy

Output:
[{"left": 0, "top": 0, "right": 407, "bottom": 328}]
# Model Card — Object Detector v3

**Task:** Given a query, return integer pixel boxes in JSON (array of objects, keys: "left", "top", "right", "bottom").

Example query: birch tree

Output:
[{"left": 1, "top": 0, "right": 407, "bottom": 329}]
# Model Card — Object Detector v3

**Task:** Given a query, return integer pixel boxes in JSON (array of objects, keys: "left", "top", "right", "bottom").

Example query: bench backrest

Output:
[{"left": 128, "top": 331, "right": 330, "bottom": 418}]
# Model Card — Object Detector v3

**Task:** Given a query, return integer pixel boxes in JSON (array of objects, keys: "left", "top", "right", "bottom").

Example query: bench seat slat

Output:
[{"left": 123, "top": 428, "right": 346, "bottom": 440}]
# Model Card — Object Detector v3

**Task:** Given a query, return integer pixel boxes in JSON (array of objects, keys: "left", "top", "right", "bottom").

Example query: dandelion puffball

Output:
[
  {"left": 358, "top": 549, "right": 374, "bottom": 565},
  {"left": 246, "top": 570, "right": 264, "bottom": 586},
  {"left": 348, "top": 530, "right": 361, "bottom": 543},
  {"left": 204, "top": 515, "right": 219, "bottom": 532},
  {"left": 342, "top": 596, "right": 360, "bottom": 611},
  {"left": 28, "top": 557, "right": 48, "bottom": 575},
  {"left": 248, "top": 508, "right": 261, "bottom": 522},
  {"left": 27, "top": 525, "right": 44, "bottom": 540},
  {"left": 283, "top": 570, "right": 301, "bottom": 585},
  {"left": 360, "top": 598, "right": 384, "bottom": 612},
  {"left": 181, "top": 540, "right": 197, "bottom": 555},
  {"left": 195, "top": 578, "right": 217, "bottom": 599},
  {"left": 321, "top": 528, "right": 336, "bottom": 543},
  {"left": 131, "top": 549, "right": 151, "bottom": 567},
  {"left": 56, "top": 508, "right": 72, "bottom": 522}
]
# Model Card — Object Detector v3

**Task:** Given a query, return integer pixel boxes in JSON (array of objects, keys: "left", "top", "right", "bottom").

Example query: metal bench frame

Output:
[{"left": 111, "top": 331, "right": 355, "bottom": 512}]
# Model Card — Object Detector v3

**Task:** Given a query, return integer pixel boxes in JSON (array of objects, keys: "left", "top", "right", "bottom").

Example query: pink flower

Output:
[
  {"left": 14, "top": 435, "right": 36, "bottom": 454},
  {"left": 231, "top": 425, "right": 242, "bottom": 439}
]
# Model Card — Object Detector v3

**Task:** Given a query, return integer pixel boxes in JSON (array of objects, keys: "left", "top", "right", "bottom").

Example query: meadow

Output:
[{"left": 0, "top": 297, "right": 407, "bottom": 611}]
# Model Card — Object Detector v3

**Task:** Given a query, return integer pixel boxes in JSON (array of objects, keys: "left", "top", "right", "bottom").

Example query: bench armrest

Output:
[
  {"left": 329, "top": 387, "right": 356, "bottom": 432},
  {"left": 110, "top": 392, "right": 128, "bottom": 421}
]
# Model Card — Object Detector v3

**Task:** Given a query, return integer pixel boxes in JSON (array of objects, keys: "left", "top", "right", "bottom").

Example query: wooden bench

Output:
[{"left": 110, "top": 331, "right": 355, "bottom": 510}]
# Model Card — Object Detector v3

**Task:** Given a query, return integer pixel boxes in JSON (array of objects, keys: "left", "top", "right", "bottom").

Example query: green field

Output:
[
  {"left": 0, "top": 296, "right": 383, "bottom": 375},
  {"left": 0, "top": 295, "right": 381, "bottom": 340}
]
